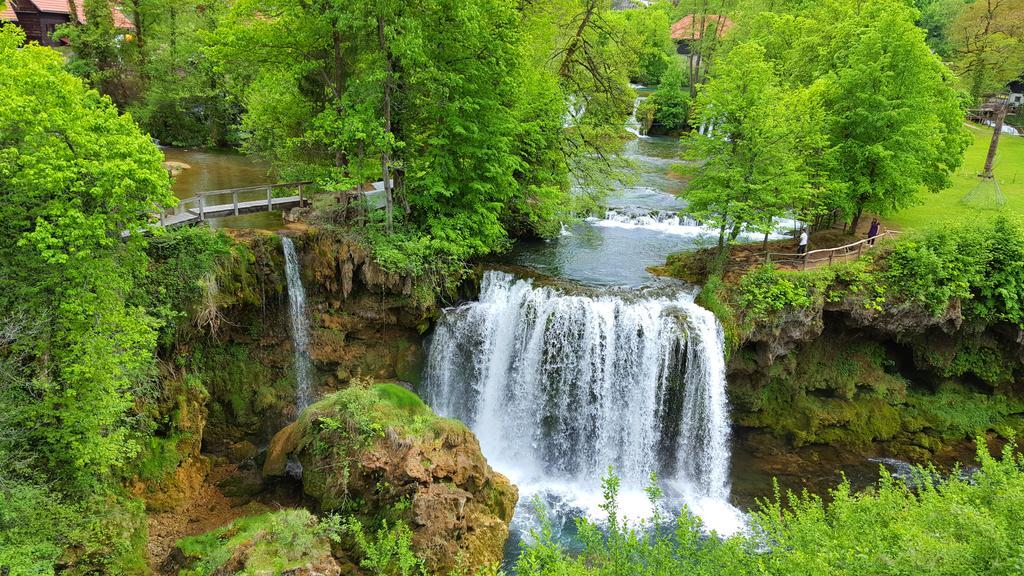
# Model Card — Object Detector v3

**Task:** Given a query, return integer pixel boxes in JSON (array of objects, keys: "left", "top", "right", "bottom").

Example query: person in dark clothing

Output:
[{"left": 868, "top": 218, "right": 880, "bottom": 245}]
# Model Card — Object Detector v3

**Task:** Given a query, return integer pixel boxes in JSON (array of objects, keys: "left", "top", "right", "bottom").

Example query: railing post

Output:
[
  {"left": 829, "top": 251, "right": 834, "bottom": 265},
  {"left": 299, "top": 183, "right": 304, "bottom": 207},
  {"left": 267, "top": 186, "right": 273, "bottom": 211},
  {"left": 233, "top": 190, "right": 239, "bottom": 216},
  {"left": 802, "top": 252, "right": 808, "bottom": 271},
  {"left": 199, "top": 195, "right": 205, "bottom": 222}
]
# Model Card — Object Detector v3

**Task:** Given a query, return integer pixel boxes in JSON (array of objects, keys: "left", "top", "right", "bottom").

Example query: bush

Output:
[
  {"left": 737, "top": 264, "right": 816, "bottom": 321},
  {"left": 518, "top": 444, "right": 1024, "bottom": 576},
  {"left": 881, "top": 216, "right": 1024, "bottom": 326}
]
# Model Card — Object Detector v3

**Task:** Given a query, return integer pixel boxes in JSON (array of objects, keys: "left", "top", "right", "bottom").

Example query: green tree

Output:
[
  {"left": 60, "top": 0, "right": 130, "bottom": 103},
  {"left": 0, "top": 23, "right": 173, "bottom": 571},
  {"left": 685, "top": 42, "right": 820, "bottom": 257},
  {"left": 645, "top": 59, "right": 691, "bottom": 133},
  {"left": 822, "top": 0, "right": 971, "bottom": 232},
  {"left": 950, "top": 0, "right": 1024, "bottom": 103}
]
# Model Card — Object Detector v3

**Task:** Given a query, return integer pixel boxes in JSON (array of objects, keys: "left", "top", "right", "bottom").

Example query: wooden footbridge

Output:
[
  {"left": 159, "top": 180, "right": 388, "bottom": 227},
  {"left": 766, "top": 230, "right": 900, "bottom": 270}
]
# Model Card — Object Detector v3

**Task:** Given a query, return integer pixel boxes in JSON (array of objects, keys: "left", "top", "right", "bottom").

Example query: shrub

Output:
[
  {"left": 519, "top": 444, "right": 1024, "bottom": 576},
  {"left": 737, "top": 264, "right": 816, "bottom": 321}
]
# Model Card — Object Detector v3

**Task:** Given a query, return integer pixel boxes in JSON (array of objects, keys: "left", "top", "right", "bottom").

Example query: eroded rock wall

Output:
[{"left": 729, "top": 295, "right": 1024, "bottom": 462}]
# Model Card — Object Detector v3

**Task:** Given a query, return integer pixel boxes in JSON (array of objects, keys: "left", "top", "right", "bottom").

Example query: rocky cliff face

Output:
[
  {"left": 729, "top": 293, "right": 1024, "bottom": 463},
  {"left": 264, "top": 383, "right": 518, "bottom": 574}
]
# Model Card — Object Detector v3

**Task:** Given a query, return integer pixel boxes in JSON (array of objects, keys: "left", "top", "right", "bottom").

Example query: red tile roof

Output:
[
  {"left": 1, "top": 1, "right": 18, "bottom": 21},
  {"left": 671, "top": 14, "right": 734, "bottom": 41},
  {"left": 9, "top": 0, "right": 132, "bottom": 28}
]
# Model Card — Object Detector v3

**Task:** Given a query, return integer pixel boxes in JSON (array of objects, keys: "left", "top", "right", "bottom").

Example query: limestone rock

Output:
[
  {"left": 263, "top": 420, "right": 301, "bottom": 477},
  {"left": 228, "top": 440, "right": 259, "bottom": 463},
  {"left": 293, "top": 384, "right": 517, "bottom": 574}
]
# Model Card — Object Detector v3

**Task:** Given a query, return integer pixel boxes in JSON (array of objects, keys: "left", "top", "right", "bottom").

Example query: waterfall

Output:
[
  {"left": 626, "top": 96, "right": 647, "bottom": 137},
  {"left": 424, "top": 271, "right": 742, "bottom": 533},
  {"left": 282, "top": 237, "right": 315, "bottom": 411},
  {"left": 594, "top": 208, "right": 796, "bottom": 242}
]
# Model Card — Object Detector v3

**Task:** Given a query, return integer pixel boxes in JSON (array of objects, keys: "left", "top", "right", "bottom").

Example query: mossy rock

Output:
[
  {"left": 288, "top": 383, "right": 516, "bottom": 575},
  {"left": 169, "top": 509, "right": 340, "bottom": 575}
]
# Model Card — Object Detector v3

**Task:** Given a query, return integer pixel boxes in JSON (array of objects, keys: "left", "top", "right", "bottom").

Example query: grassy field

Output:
[{"left": 887, "top": 123, "right": 1024, "bottom": 231}]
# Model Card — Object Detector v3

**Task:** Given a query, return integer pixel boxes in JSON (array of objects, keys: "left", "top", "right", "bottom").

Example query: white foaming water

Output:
[
  {"left": 423, "top": 271, "right": 745, "bottom": 536},
  {"left": 595, "top": 209, "right": 795, "bottom": 242},
  {"left": 626, "top": 96, "right": 648, "bottom": 137},
  {"left": 282, "top": 237, "right": 315, "bottom": 411}
]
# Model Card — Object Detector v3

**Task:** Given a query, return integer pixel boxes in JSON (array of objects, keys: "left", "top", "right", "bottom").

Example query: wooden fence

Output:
[{"left": 766, "top": 230, "right": 900, "bottom": 270}]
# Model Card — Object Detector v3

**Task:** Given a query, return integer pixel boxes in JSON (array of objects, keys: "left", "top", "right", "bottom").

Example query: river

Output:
[{"left": 162, "top": 147, "right": 285, "bottom": 230}]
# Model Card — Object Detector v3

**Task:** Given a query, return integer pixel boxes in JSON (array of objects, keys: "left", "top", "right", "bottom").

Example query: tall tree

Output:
[
  {"left": 821, "top": 0, "right": 971, "bottom": 232},
  {"left": 685, "top": 42, "right": 820, "bottom": 256},
  {"left": 950, "top": 0, "right": 1024, "bottom": 103}
]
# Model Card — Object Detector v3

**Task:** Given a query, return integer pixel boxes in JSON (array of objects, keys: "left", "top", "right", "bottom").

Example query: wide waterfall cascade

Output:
[
  {"left": 282, "top": 237, "right": 315, "bottom": 411},
  {"left": 424, "top": 271, "right": 744, "bottom": 535}
]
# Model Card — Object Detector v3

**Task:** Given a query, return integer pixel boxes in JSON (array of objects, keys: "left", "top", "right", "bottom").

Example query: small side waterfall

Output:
[
  {"left": 626, "top": 96, "right": 647, "bottom": 137},
  {"left": 282, "top": 237, "right": 315, "bottom": 411},
  {"left": 423, "top": 271, "right": 741, "bottom": 533}
]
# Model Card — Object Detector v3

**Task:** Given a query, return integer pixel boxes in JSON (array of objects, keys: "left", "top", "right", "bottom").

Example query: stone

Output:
[
  {"left": 293, "top": 385, "right": 518, "bottom": 574},
  {"left": 228, "top": 440, "right": 260, "bottom": 463},
  {"left": 264, "top": 421, "right": 301, "bottom": 477}
]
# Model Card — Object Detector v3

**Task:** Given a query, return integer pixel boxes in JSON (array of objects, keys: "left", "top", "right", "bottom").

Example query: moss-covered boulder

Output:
[
  {"left": 265, "top": 383, "right": 517, "bottom": 574},
  {"left": 166, "top": 509, "right": 340, "bottom": 575}
]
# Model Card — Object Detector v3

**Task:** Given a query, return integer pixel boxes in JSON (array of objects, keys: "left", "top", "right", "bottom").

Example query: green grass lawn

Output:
[{"left": 887, "top": 123, "right": 1024, "bottom": 231}]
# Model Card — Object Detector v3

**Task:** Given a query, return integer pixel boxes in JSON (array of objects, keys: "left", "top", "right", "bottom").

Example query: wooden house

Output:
[{"left": 1, "top": 0, "right": 131, "bottom": 46}]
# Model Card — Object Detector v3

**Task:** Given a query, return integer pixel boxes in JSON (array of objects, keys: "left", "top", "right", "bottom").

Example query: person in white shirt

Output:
[{"left": 797, "top": 229, "right": 808, "bottom": 254}]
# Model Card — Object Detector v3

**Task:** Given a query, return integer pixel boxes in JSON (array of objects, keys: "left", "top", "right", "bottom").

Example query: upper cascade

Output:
[{"left": 423, "top": 271, "right": 736, "bottom": 526}]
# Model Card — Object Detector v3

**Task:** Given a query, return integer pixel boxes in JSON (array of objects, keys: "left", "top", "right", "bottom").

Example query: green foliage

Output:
[
  {"left": 736, "top": 265, "right": 816, "bottom": 322},
  {"left": 646, "top": 61, "right": 691, "bottom": 133},
  {"left": 733, "top": 336, "right": 909, "bottom": 448},
  {"left": 949, "top": 0, "right": 1024, "bottom": 103},
  {"left": 609, "top": 7, "right": 675, "bottom": 85},
  {"left": 0, "top": 22, "right": 172, "bottom": 486},
  {"left": 905, "top": 383, "right": 1024, "bottom": 439},
  {"left": 0, "top": 485, "right": 148, "bottom": 576},
  {"left": 881, "top": 216, "right": 1024, "bottom": 325},
  {"left": 521, "top": 445, "right": 1024, "bottom": 575},
  {"left": 130, "top": 0, "right": 241, "bottom": 147},
  {"left": 302, "top": 382, "right": 448, "bottom": 446},
  {"left": 144, "top": 226, "right": 237, "bottom": 343},
  {"left": 189, "top": 343, "right": 290, "bottom": 446},
  {"left": 177, "top": 509, "right": 334, "bottom": 575},
  {"left": 59, "top": 0, "right": 126, "bottom": 104},
  {"left": 685, "top": 40, "right": 823, "bottom": 249},
  {"left": 695, "top": 274, "right": 741, "bottom": 356},
  {"left": 689, "top": 0, "right": 970, "bottom": 241},
  {"left": 326, "top": 516, "right": 427, "bottom": 576},
  {"left": 297, "top": 383, "right": 464, "bottom": 511}
]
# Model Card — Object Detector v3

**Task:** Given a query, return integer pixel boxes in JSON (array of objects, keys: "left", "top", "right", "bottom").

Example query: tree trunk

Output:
[
  {"left": 378, "top": 15, "right": 395, "bottom": 233},
  {"left": 850, "top": 205, "right": 864, "bottom": 236},
  {"left": 983, "top": 101, "right": 1007, "bottom": 178}
]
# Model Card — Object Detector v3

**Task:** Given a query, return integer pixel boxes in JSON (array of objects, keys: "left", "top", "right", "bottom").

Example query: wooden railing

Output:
[
  {"left": 766, "top": 230, "right": 900, "bottom": 270},
  {"left": 159, "top": 181, "right": 314, "bottom": 226}
]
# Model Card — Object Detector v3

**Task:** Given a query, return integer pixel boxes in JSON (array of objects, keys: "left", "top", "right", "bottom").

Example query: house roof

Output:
[
  {"left": 9, "top": 0, "right": 132, "bottom": 28},
  {"left": 1, "top": 1, "right": 18, "bottom": 21},
  {"left": 671, "top": 14, "right": 734, "bottom": 41}
]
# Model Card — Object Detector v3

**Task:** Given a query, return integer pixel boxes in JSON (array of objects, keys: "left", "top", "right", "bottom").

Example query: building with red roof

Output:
[
  {"left": 671, "top": 14, "right": 734, "bottom": 55},
  {"left": 1, "top": 0, "right": 132, "bottom": 46}
]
